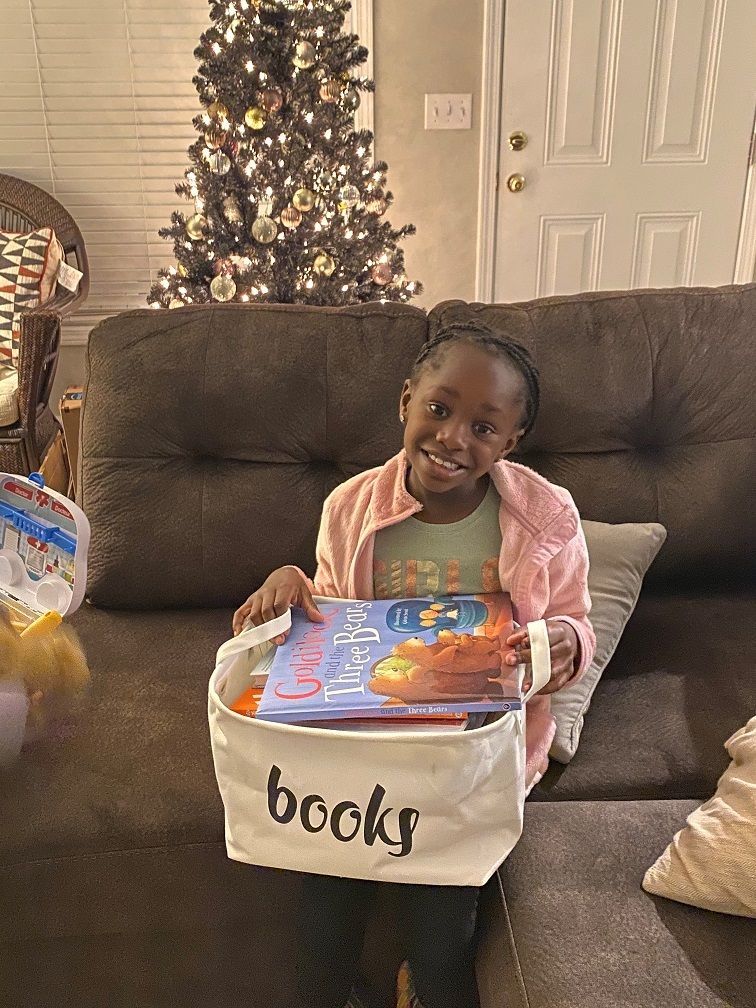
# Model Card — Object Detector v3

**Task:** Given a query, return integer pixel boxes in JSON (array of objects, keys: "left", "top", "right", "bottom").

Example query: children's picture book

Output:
[{"left": 254, "top": 594, "right": 522, "bottom": 725}]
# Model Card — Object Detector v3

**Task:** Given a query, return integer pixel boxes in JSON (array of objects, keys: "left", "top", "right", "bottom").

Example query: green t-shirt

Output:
[{"left": 372, "top": 481, "right": 503, "bottom": 599}]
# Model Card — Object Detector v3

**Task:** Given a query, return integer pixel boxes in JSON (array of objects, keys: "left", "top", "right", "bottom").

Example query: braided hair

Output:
[{"left": 411, "top": 319, "right": 540, "bottom": 437}]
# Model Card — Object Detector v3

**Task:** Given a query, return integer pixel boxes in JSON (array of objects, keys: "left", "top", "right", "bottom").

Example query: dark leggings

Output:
[{"left": 293, "top": 872, "right": 481, "bottom": 1008}]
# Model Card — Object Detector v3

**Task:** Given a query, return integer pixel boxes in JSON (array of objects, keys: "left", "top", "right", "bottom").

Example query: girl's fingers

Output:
[
  {"left": 274, "top": 588, "right": 295, "bottom": 616},
  {"left": 232, "top": 602, "right": 253, "bottom": 635},
  {"left": 506, "top": 629, "right": 529, "bottom": 646},
  {"left": 302, "top": 585, "right": 325, "bottom": 622}
]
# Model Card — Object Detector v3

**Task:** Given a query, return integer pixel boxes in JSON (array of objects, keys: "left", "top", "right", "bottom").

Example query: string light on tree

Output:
[{"left": 148, "top": 0, "right": 421, "bottom": 306}]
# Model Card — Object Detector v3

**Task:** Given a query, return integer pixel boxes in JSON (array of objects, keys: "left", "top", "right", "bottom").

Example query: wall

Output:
[
  {"left": 373, "top": 0, "right": 483, "bottom": 310},
  {"left": 54, "top": 0, "right": 485, "bottom": 405}
]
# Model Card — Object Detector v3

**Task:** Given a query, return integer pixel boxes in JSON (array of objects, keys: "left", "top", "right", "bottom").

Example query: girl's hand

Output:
[
  {"left": 505, "top": 623, "right": 579, "bottom": 695},
  {"left": 232, "top": 567, "right": 324, "bottom": 643}
]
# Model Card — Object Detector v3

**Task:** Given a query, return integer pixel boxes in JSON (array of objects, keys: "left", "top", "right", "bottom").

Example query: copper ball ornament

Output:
[
  {"left": 371, "top": 262, "right": 393, "bottom": 286},
  {"left": 204, "top": 126, "right": 227, "bottom": 148},
  {"left": 319, "top": 79, "right": 342, "bottom": 103},
  {"left": 261, "top": 88, "right": 284, "bottom": 113},
  {"left": 280, "top": 206, "right": 303, "bottom": 229}
]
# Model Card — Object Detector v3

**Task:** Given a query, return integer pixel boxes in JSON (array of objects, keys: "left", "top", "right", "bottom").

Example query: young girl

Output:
[{"left": 233, "top": 320, "right": 595, "bottom": 1008}]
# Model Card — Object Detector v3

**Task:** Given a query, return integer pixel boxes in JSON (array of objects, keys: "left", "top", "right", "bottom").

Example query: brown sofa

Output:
[{"left": 1, "top": 285, "right": 754, "bottom": 1007}]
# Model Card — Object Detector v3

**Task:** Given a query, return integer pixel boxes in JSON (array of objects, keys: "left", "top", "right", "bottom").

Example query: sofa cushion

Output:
[
  {"left": 81, "top": 302, "right": 427, "bottom": 609},
  {"left": 0, "top": 605, "right": 230, "bottom": 863},
  {"left": 550, "top": 519, "right": 667, "bottom": 762},
  {"left": 643, "top": 715, "right": 756, "bottom": 917},
  {"left": 490, "top": 799, "right": 756, "bottom": 1008},
  {"left": 429, "top": 285, "right": 756, "bottom": 588},
  {"left": 532, "top": 590, "right": 756, "bottom": 801},
  {"left": 0, "top": 227, "right": 62, "bottom": 366}
]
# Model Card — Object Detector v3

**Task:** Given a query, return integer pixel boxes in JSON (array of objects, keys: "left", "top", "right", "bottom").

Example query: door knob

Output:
[
  {"left": 508, "top": 131, "right": 528, "bottom": 151},
  {"left": 506, "top": 173, "right": 526, "bottom": 193}
]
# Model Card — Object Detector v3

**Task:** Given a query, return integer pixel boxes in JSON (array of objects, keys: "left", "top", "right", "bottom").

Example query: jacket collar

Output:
[{"left": 369, "top": 450, "right": 575, "bottom": 541}]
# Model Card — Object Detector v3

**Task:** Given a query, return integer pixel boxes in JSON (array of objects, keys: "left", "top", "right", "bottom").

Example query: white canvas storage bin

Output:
[{"left": 208, "top": 600, "right": 550, "bottom": 887}]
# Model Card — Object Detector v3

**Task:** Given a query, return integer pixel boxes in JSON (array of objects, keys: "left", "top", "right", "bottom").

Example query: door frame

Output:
[
  {"left": 350, "top": 0, "right": 375, "bottom": 141},
  {"left": 476, "top": 0, "right": 756, "bottom": 301},
  {"left": 476, "top": 0, "right": 506, "bottom": 301}
]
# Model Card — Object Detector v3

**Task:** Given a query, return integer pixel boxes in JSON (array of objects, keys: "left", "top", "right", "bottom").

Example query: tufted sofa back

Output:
[
  {"left": 81, "top": 286, "right": 754, "bottom": 608},
  {"left": 81, "top": 302, "right": 427, "bottom": 608},
  {"left": 430, "top": 284, "right": 755, "bottom": 588}
]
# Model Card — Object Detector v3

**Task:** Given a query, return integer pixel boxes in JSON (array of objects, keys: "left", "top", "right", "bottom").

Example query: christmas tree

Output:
[{"left": 148, "top": 0, "right": 422, "bottom": 308}]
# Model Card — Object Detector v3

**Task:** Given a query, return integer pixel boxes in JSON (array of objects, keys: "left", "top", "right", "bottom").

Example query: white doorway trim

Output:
[
  {"left": 476, "top": 0, "right": 505, "bottom": 302},
  {"left": 733, "top": 113, "right": 756, "bottom": 283},
  {"left": 350, "top": 0, "right": 375, "bottom": 141}
]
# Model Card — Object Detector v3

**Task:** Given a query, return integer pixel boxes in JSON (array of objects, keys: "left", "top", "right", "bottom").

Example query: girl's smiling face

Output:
[{"left": 400, "top": 343, "right": 526, "bottom": 507}]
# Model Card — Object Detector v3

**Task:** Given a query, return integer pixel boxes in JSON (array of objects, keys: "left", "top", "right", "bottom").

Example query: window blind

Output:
[
  {"left": 1, "top": 0, "right": 373, "bottom": 329},
  {"left": 2, "top": 0, "right": 213, "bottom": 321}
]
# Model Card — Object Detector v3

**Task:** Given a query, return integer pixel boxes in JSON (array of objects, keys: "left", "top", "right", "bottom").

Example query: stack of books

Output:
[{"left": 229, "top": 595, "right": 523, "bottom": 733}]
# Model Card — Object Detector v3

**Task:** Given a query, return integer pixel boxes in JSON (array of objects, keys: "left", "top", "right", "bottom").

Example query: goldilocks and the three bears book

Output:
[{"left": 255, "top": 594, "right": 523, "bottom": 724}]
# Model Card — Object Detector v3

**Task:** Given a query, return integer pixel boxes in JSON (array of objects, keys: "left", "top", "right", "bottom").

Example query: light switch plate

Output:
[{"left": 424, "top": 93, "right": 473, "bottom": 130}]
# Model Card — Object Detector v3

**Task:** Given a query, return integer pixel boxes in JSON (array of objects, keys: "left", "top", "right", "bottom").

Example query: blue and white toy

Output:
[{"left": 0, "top": 471, "right": 89, "bottom": 619}]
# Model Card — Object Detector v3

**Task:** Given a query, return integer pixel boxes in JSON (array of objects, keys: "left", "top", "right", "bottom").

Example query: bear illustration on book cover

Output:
[{"left": 255, "top": 594, "right": 521, "bottom": 724}]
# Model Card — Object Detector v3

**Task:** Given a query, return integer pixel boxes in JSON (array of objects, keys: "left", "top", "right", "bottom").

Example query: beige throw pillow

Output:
[
  {"left": 0, "top": 227, "right": 63, "bottom": 366},
  {"left": 549, "top": 520, "right": 667, "bottom": 763},
  {"left": 643, "top": 716, "right": 756, "bottom": 917}
]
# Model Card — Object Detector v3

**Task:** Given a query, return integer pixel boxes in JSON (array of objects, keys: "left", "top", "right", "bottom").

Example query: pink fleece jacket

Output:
[{"left": 296, "top": 450, "right": 595, "bottom": 790}]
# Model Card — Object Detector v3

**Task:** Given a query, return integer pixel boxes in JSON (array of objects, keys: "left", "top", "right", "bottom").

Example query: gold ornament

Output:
[
  {"left": 207, "top": 101, "right": 229, "bottom": 119},
  {"left": 244, "top": 106, "right": 266, "bottom": 130},
  {"left": 177, "top": 263, "right": 188, "bottom": 277},
  {"left": 366, "top": 197, "right": 388, "bottom": 216},
  {"left": 292, "top": 187, "right": 316, "bottom": 212},
  {"left": 261, "top": 88, "right": 284, "bottom": 113},
  {"left": 319, "top": 79, "right": 342, "bottom": 103},
  {"left": 210, "top": 274, "right": 237, "bottom": 302},
  {"left": 251, "top": 216, "right": 277, "bottom": 244},
  {"left": 342, "top": 88, "right": 361, "bottom": 111},
  {"left": 209, "top": 151, "right": 231, "bottom": 175},
  {"left": 223, "top": 195, "right": 243, "bottom": 223},
  {"left": 185, "top": 214, "right": 207, "bottom": 240},
  {"left": 168, "top": 298, "right": 184, "bottom": 309},
  {"left": 338, "top": 184, "right": 360, "bottom": 209},
  {"left": 280, "top": 206, "right": 303, "bottom": 229},
  {"left": 293, "top": 40, "right": 316, "bottom": 69},
  {"left": 313, "top": 252, "right": 336, "bottom": 277},
  {"left": 372, "top": 262, "right": 393, "bottom": 286}
]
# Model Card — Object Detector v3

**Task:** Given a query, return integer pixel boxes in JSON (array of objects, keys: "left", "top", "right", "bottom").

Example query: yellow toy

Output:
[{"left": 0, "top": 604, "right": 90, "bottom": 765}]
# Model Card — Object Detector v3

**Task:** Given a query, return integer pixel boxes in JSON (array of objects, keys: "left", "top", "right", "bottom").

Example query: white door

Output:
[{"left": 493, "top": 0, "right": 756, "bottom": 302}]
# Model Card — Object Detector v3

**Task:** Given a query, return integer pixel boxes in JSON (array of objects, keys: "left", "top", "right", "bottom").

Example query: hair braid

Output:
[{"left": 411, "top": 319, "right": 540, "bottom": 437}]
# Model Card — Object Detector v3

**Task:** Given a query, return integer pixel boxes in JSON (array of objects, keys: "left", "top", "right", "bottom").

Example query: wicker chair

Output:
[{"left": 0, "top": 173, "right": 89, "bottom": 473}]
